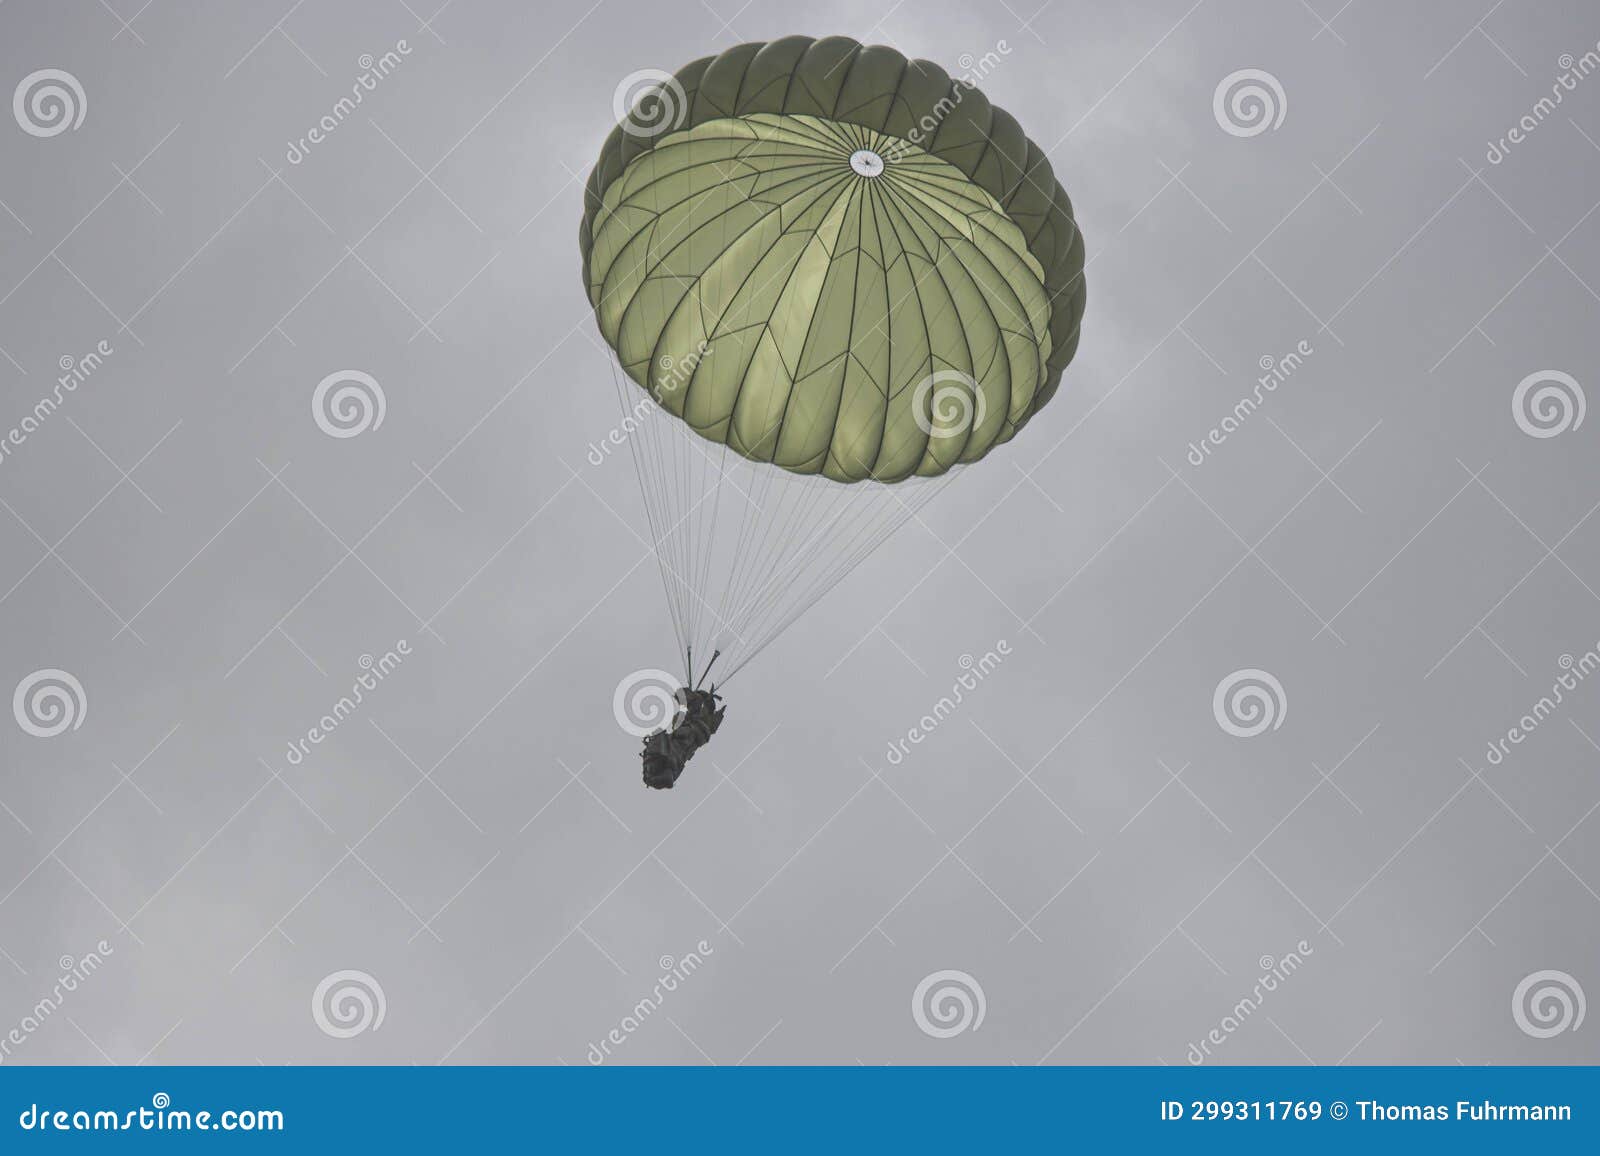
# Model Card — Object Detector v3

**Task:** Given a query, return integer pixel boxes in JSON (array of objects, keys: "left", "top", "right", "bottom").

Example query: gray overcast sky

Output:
[{"left": 0, "top": 0, "right": 1597, "bottom": 1065}]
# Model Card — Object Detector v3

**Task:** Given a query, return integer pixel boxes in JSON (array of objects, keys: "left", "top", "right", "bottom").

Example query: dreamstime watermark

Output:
[
  {"left": 912, "top": 970, "right": 986, "bottom": 1038},
  {"left": 1186, "top": 941, "right": 1313, "bottom": 1063},
  {"left": 912, "top": 370, "right": 987, "bottom": 440},
  {"left": 311, "top": 969, "right": 386, "bottom": 1038},
  {"left": 1487, "top": 46, "right": 1600, "bottom": 164},
  {"left": 612, "top": 667, "right": 681, "bottom": 737},
  {"left": 13, "top": 669, "right": 86, "bottom": 738},
  {"left": 1212, "top": 669, "right": 1286, "bottom": 737},
  {"left": 587, "top": 343, "right": 710, "bottom": 466},
  {"left": 0, "top": 340, "right": 112, "bottom": 468},
  {"left": 1213, "top": 69, "right": 1286, "bottom": 137},
  {"left": 312, "top": 369, "right": 386, "bottom": 438},
  {"left": 883, "top": 642, "right": 1011, "bottom": 765},
  {"left": 613, "top": 69, "right": 688, "bottom": 139},
  {"left": 1482, "top": 647, "right": 1599, "bottom": 766},
  {"left": 1511, "top": 370, "right": 1584, "bottom": 438},
  {"left": 13, "top": 69, "right": 85, "bottom": 137},
  {"left": 283, "top": 642, "right": 410, "bottom": 767},
  {"left": 17, "top": 1093, "right": 283, "bottom": 1133},
  {"left": 881, "top": 41, "right": 1012, "bottom": 163},
  {"left": 285, "top": 41, "right": 413, "bottom": 164},
  {"left": 1512, "top": 969, "right": 1585, "bottom": 1038},
  {"left": 1185, "top": 339, "right": 1312, "bottom": 466},
  {"left": 0, "top": 941, "right": 114, "bottom": 1063},
  {"left": 586, "top": 941, "right": 714, "bottom": 1063}
]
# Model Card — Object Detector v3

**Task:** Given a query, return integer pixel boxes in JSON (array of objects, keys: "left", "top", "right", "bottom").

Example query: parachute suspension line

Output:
[
  {"left": 714, "top": 439, "right": 793, "bottom": 636},
  {"left": 718, "top": 484, "right": 861, "bottom": 669},
  {"left": 669, "top": 404, "right": 750, "bottom": 667},
  {"left": 694, "top": 648, "right": 721, "bottom": 691},
  {"left": 684, "top": 430, "right": 707, "bottom": 652},
  {"left": 713, "top": 468, "right": 817, "bottom": 634},
  {"left": 730, "top": 458, "right": 911, "bottom": 625},
  {"left": 690, "top": 405, "right": 793, "bottom": 663},
  {"left": 606, "top": 352, "right": 689, "bottom": 674},
  {"left": 642, "top": 401, "right": 704, "bottom": 655},
  {"left": 626, "top": 360, "right": 676, "bottom": 618},
  {"left": 608, "top": 339, "right": 740, "bottom": 684},
  {"left": 684, "top": 445, "right": 710, "bottom": 646},
  {"left": 610, "top": 346, "right": 965, "bottom": 686},
  {"left": 662, "top": 407, "right": 714, "bottom": 665},
  {"left": 711, "top": 441, "right": 772, "bottom": 645},
  {"left": 729, "top": 470, "right": 960, "bottom": 678},
  {"left": 730, "top": 478, "right": 864, "bottom": 648},
  {"left": 716, "top": 466, "right": 836, "bottom": 645},
  {"left": 721, "top": 470, "right": 959, "bottom": 684},
  {"left": 693, "top": 442, "right": 733, "bottom": 655},
  {"left": 633, "top": 341, "right": 966, "bottom": 688},
  {"left": 727, "top": 479, "right": 889, "bottom": 641}
]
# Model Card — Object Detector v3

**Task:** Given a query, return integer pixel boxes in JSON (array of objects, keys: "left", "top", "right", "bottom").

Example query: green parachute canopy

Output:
[{"left": 581, "top": 36, "right": 1085, "bottom": 679}]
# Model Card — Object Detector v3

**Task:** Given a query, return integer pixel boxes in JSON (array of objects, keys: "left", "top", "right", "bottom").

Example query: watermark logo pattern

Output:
[
  {"left": 912, "top": 370, "right": 986, "bottom": 439},
  {"left": 1212, "top": 69, "right": 1286, "bottom": 137},
  {"left": 311, "top": 970, "right": 387, "bottom": 1039},
  {"left": 1511, "top": 370, "right": 1584, "bottom": 438},
  {"left": 912, "top": 970, "right": 986, "bottom": 1039},
  {"left": 312, "top": 370, "right": 386, "bottom": 439},
  {"left": 13, "top": 669, "right": 86, "bottom": 737},
  {"left": 612, "top": 69, "right": 687, "bottom": 139},
  {"left": 612, "top": 668, "right": 680, "bottom": 737},
  {"left": 1512, "top": 970, "right": 1585, "bottom": 1038},
  {"left": 1212, "top": 669, "right": 1287, "bottom": 738},
  {"left": 13, "top": 69, "right": 86, "bottom": 137}
]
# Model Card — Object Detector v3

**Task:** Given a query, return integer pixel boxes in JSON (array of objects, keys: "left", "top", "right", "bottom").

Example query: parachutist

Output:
[{"left": 641, "top": 687, "right": 725, "bottom": 789}]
